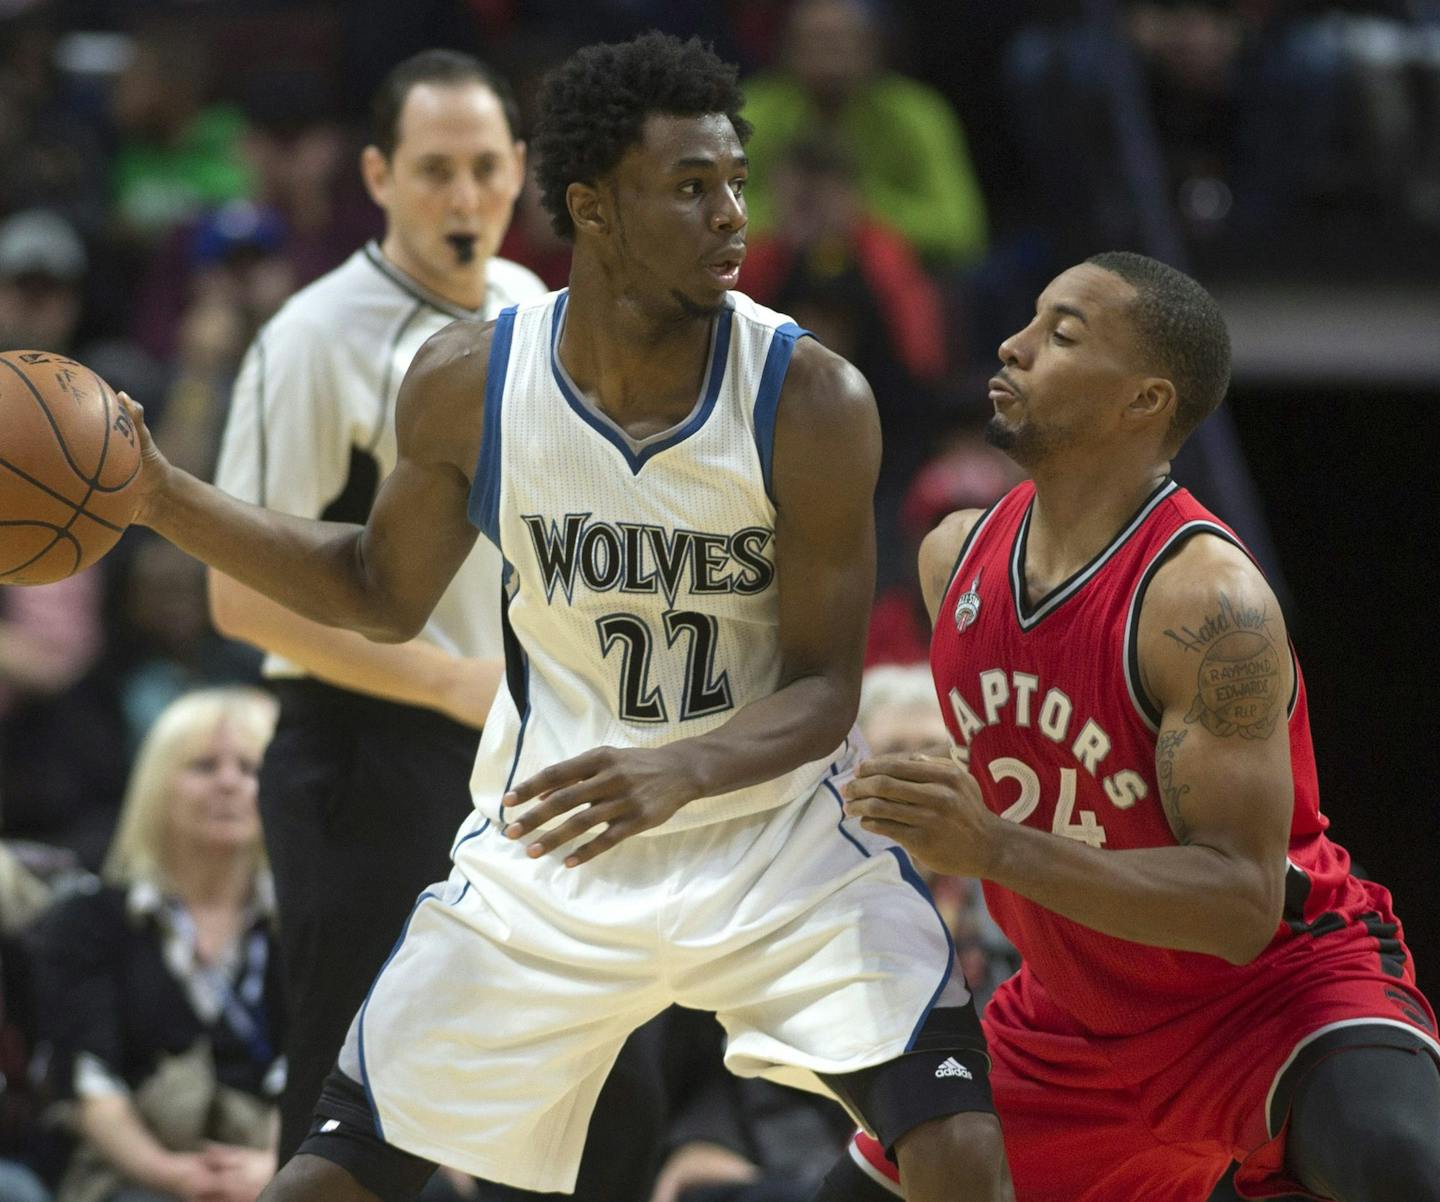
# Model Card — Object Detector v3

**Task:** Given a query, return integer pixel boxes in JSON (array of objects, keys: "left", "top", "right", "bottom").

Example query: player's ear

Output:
[
  {"left": 1127, "top": 376, "right": 1175, "bottom": 432},
  {"left": 567, "top": 181, "right": 608, "bottom": 238},
  {"left": 361, "top": 145, "right": 392, "bottom": 208}
]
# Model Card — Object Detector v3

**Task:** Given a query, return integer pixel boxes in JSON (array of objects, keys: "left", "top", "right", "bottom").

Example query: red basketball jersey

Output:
[{"left": 930, "top": 479, "right": 1406, "bottom": 1035}]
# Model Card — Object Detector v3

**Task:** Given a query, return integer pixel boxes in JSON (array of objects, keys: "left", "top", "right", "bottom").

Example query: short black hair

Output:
[
  {"left": 370, "top": 49, "right": 521, "bottom": 159},
  {"left": 1086, "top": 251, "right": 1231, "bottom": 451},
  {"left": 532, "top": 32, "right": 751, "bottom": 241}
]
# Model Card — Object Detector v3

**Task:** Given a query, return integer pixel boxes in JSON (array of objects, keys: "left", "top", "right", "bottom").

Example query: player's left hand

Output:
[
  {"left": 503, "top": 746, "right": 702, "bottom": 866},
  {"left": 843, "top": 753, "right": 1002, "bottom": 878}
]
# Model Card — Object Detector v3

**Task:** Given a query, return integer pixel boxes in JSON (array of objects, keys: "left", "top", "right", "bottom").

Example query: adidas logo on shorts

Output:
[{"left": 935, "top": 1056, "right": 973, "bottom": 1080}]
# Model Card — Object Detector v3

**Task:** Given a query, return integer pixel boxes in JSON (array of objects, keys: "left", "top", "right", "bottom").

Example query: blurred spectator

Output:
[
  {"left": 109, "top": 26, "right": 254, "bottom": 247},
  {"left": 113, "top": 538, "right": 261, "bottom": 751},
  {"left": 857, "top": 663, "right": 949, "bottom": 757},
  {"left": 139, "top": 202, "right": 299, "bottom": 480},
  {"left": 0, "top": 209, "right": 87, "bottom": 352},
  {"left": 865, "top": 437, "right": 1018, "bottom": 665},
  {"left": 130, "top": 70, "right": 381, "bottom": 366},
  {"left": 742, "top": 138, "right": 948, "bottom": 388},
  {"left": 0, "top": 841, "right": 56, "bottom": 1202},
  {"left": 237, "top": 68, "right": 379, "bottom": 286},
  {"left": 26, "top": 687, "right": 283, "bottom": 1202},
  {"left": 0, "top": 11, "right": 111, "bottom": 237},
  {"left": 740, "top": 0, "right": 989, "bottom": 266},
  {"left": 1002, "top": 1, "right": 1440, "bottom": 266},
  {"left": 0, "top": 565, "right": 123, "bottom": 872}
]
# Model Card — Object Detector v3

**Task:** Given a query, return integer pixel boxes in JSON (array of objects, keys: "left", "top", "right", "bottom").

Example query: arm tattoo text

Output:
[
  {"left": 1156, "top": 728, "right": 1191, "bottom": 841},
  {"left": 1163, "top": 591, "right": 1283, "bottom": 740}
]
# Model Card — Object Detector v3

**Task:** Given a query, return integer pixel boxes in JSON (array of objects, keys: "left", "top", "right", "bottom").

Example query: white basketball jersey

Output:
[{"left": 460, "top": 289, "right": 848, "bottom": 838}]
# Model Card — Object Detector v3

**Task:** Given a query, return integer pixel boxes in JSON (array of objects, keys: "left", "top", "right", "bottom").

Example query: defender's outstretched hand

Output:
[
  {"left": 843, "top": 753, "right": 1002, "bottom": 878},
  {"left": 503, "top": 746, "right": 703, "bottom": 866}
]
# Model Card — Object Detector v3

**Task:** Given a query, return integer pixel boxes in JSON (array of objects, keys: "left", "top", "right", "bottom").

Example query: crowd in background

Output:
[{"left": 0, "top": 0, "right": 1436, "bottom": 1198}]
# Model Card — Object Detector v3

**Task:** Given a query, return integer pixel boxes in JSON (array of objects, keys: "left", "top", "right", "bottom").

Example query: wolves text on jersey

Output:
[
  {"left": 522, "top": 514, "right": 775, "bottom": 606},
  {"left": 946, "top": 668, "right": 1150, "bottom": 811}
]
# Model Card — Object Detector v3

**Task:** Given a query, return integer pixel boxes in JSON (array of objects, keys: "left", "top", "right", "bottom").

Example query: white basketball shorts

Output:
[{"left": 334, "top": 751, "right": 967, "bottom": 1193}]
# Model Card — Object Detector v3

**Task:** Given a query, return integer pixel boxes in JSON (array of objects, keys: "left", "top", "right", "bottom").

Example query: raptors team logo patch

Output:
[{"left": 954, "top": 570, "right": 983, "bottom": 633}]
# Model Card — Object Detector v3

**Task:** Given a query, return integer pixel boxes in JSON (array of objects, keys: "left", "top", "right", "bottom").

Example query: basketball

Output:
[{"left": 0, "top": 350, "right": 142, "bottom": 586}]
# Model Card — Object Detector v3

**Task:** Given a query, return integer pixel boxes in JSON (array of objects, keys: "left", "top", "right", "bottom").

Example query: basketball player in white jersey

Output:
[
  {"left": 209, "top": 52, "right": 667, "bottom": 1201},
  {"left": 120, "top": 33, "right": 1013, "bottom": 1202}
]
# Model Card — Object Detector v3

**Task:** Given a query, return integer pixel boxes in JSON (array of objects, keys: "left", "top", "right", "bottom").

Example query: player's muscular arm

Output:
[
  {"left": 680, "top": 340, "right": 882, "bottom": 777},
  {"left": 918, "top": 510, "right": 983, "bottom": 625},
  {"left": 129, "top": 324, "right": 486, "bottom": 643},
  {"left": 504, "top": 341, "right": 882, "bottom": 864},
  {"left": 846, "top": 537, "right": 1292, "bottom": 965}
]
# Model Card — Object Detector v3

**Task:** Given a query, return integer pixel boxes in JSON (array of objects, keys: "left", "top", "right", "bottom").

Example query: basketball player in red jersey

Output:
[{"left": 837, "top": 253, "right": 1440, "bottom": 1201}]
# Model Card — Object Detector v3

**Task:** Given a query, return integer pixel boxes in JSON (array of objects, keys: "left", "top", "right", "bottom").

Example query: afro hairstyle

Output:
[{"left": 532, "top": 32, "right": 751, "bottom": 241}]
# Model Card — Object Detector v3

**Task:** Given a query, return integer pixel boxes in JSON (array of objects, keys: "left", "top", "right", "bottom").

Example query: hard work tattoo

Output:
[
  {"left": 1164, "top": 592, "right": 1283, "bottom": 740},
  {"left": 1156, "top": 729, "right": 1191, "bottom": 841}
]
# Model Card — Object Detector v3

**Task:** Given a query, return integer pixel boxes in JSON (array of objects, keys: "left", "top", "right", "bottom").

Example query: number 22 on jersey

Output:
[{"left": 596, "top": 611, "right": 735, "bottom": 723}]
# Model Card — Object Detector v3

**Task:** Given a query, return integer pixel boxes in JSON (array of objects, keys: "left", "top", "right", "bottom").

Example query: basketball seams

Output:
[
  {"left": 0, "top": 520, "right": 83, "bottom": 582},
  {"left": 0, "top": 355, "right": 98, "bottom": 487},
  {"left": 0, "top": 457, "right": 125, "bottom": 533},
  {"left": 0, "top": 354, "right": 139, "bottom": 584}
]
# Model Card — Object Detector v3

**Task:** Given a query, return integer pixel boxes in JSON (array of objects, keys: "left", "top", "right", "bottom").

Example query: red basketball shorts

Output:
[{"left": 853, "top": 920, "right": 1437, "bottom": 1201}]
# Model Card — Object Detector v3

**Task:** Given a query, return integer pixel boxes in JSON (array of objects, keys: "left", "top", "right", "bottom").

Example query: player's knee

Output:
[
  {"left": 895, "top": 1112, "right": 1011, "bottom": 1201},
  {"left": 1296, "top": 1107, "right": 1440, "bottom": 1202},
  {"left": 1349, "top": 1115, "right": 1440, "bottom": 1202},
  {"left": 259, "top": 1153, "right": 383, "bottom": 1202}
]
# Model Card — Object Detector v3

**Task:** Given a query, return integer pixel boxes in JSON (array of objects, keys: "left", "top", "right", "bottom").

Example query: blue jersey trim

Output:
[
  {"left": 549, "top": 290, "right": 734, "bottom": 475},
  {"left": 823, "top": 774, "right": 870, "bottom": 861},
  {"left": 887, "top": 847, "right": 958, "bottom": 1052},
  {"left": 356, "top": 888, "right": 439, "bottom": 1139},
  {"left": 752, "top": 322, "right": 808, "bottom": 503},
  {"left": 467, "top": 305, "right": 517, "bottom": 546}
]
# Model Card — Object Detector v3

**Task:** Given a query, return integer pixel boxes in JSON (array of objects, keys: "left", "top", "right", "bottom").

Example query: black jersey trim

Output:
[
  {"left": 943, "top": 501, "right": 1001, "bottom": 604},
  {"left": 361, "top": 242, "right": 482, "bottom": 322},
  {"left": 368, "top": 300, "right": 426, "bottom": 455},
  {"left": 1011, "top": 478, "right": 1178, "bottom": 631},
  {"left": 1264, "top": 1018, "right": 1440, "bottom": 1139},
  {"left": 1123, "top": 520, "right": 1300, "bottom": 733}
]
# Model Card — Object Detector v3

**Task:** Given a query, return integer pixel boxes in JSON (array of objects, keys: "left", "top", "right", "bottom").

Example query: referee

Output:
[{"left": 209, "top": 51, "right": 663, "bottom": 1199}]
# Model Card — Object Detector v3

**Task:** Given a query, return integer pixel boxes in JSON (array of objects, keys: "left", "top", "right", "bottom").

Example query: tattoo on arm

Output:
[
  {"left": 1156, "top": 729, "right": 1191, "bottom": 842},
  {"left": 1162, "top": 591, "right": 1284, "bottom": 740}
]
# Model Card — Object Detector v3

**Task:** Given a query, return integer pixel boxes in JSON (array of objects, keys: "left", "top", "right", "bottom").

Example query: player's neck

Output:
[
  {"left": 1024, "top": 460, "right": 1171, "bottom": 590},
  {"left": 559, "top": 265, "right": 719, "bottom": 423},
  {"left": 379, "top": 236, "right": 488, "bottom": 311}
]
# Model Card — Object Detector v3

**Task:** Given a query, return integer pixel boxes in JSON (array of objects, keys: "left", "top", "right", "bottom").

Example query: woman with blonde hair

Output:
[{"left": 29, "top": 687, "right": 284, "bottom": 1202}]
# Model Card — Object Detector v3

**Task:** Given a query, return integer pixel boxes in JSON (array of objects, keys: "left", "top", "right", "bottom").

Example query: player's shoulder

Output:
[
  {"left": 781, "top": 335, "right": 875, "bottom": 423},
  {"left": 392, "top": 318, "right": 496, "bottom": 472},
  {"left": 919, "top": 509, "right": 989, "bottom": 618},
  {"left": 406, "top": 316, "right": 498, "bottom": 393},
  {"left": 485, "top": 256, "right": 548, "bottom": 306},
  {"left": 1142, "top": 531, "right": 1280, "bottom": 628}
]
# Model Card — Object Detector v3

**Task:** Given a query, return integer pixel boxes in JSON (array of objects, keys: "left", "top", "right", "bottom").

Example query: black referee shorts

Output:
[{"left": 260, "top": 679, "right": 479, "bottom": 1162}]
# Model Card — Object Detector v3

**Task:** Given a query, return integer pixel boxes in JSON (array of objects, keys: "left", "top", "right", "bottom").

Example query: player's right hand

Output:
[
  {"left": 502, "top": 744, "right": 704, "bottom": 866},
  {"left": 116, "top": 390, "right": 171, "bottom": 528}
]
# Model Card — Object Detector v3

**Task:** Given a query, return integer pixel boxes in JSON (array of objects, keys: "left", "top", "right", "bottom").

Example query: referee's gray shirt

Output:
[{"left": 213, "top": 241, "right": 547, "bottom": 678}]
